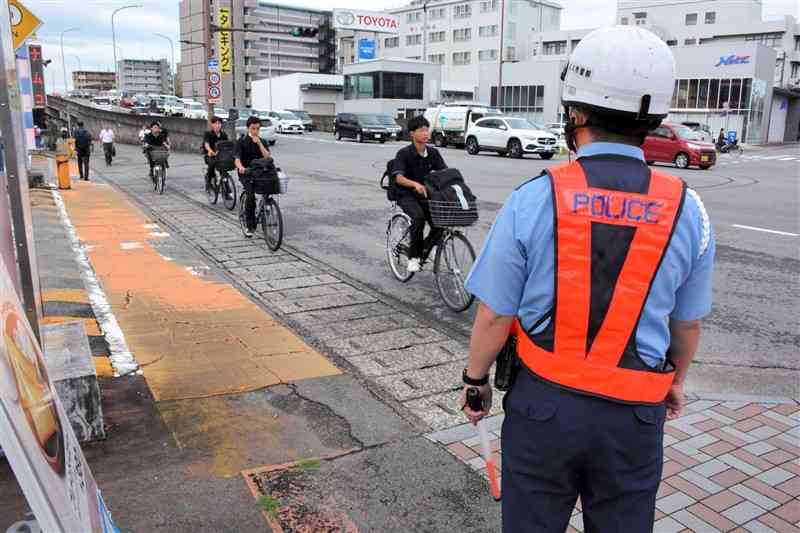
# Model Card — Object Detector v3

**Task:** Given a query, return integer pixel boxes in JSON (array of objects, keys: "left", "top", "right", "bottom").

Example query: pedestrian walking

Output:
[
  {"left": 72, "top": 121, "right": 92, "bottom": 181},
  {"left": 99, "top": 124, "right": 115, "bottom": 166},
  {"left": 459, "top": 26, "right": 715, "bottom": 533}
]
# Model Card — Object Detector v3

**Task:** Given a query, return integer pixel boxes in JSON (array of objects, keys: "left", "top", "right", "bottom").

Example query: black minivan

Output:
[{"left": 334, "top": 113, "right": 398, "bottom": 143}]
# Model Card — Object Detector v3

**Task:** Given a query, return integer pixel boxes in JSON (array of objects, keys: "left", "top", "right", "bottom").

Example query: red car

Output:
[{"left": 642, "top": 122, "right": 717, "bottom": 170}]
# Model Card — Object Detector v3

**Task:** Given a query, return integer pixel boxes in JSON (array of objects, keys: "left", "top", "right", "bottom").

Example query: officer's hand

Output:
[
  {"left": 666, "top": 383, "right": 685, "bottom": 420},
  {"left": 459, "top": 384, "right": 492, "bottom": 426}
]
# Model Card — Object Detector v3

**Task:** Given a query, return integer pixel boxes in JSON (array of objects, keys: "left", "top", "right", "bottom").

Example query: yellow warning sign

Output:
[
  {"left": 218, "top": 7, "right": 232, "bottom": 73},
  {"left": 9, "top": 0, "right": 43, "bottom": 51}
]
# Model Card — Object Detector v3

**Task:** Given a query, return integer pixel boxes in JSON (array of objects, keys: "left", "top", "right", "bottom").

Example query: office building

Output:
[
  {"left": 116, "top": 59, "right": 173, "bottom": 95},
  {"left": 179, "top": 0, "right": 336, "bottom": 108},
  {"left": 72, "top": 70, "right": 116, "bottom": 92}
]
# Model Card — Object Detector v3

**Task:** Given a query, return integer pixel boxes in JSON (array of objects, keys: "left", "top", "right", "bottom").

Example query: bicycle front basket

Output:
[
  {"left": 150, "top": 148, "right": 170, "bottom": 164},
  {"left": 428, "top": 200, "right": 479, "bottom": 228}
]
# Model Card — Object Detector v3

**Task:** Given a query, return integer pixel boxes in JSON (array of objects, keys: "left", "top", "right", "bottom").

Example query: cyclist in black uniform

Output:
[
  {"left": 203, "top": 116, "right": 229, "bottom": 192},
  {"left": 392, "top": 116, "right": 448, "bottom": 273},
  {"left": 143, "top": 121, "right": 170, "bottom": 179},
  {"left": 234, "top": 116, "right": 272, "bottom": 237}
]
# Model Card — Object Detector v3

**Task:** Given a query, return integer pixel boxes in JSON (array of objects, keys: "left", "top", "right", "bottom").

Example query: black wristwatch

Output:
[{"left": 462, "top": 368, "right": 489, "bottom": 386}]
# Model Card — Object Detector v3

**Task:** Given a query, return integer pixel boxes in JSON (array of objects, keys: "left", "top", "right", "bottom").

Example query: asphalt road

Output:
[{"left": 99, "top": 134, "right": 799, "bottom": 397}]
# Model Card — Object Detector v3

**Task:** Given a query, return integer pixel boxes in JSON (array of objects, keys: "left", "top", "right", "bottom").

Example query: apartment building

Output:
[
  {"left": 72, "top": 71, "right": 116, "bottom": 92},
  {"left": 116, "top": 59, "right": 172, "bottom": 95}
]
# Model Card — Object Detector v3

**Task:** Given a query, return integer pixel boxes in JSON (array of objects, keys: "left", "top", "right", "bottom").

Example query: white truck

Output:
[{"left": 424, "top": 104, "right": 501, "bottom": 148}]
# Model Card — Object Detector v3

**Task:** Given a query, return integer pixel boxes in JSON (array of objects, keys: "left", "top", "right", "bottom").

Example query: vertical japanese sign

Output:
[
  {"left": 28, "top": 44, "right": 45, "bottom": 108},
  {"left": 218, "top": 7, "right": 232, "bottom": 74},
  {"left": 0, "top": 255, "right": 120, "bottom": 532}
]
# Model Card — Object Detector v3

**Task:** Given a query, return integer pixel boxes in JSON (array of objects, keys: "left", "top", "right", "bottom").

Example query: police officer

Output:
[{"left": 459, "top": 26, "right": 714, "bottom": 533}]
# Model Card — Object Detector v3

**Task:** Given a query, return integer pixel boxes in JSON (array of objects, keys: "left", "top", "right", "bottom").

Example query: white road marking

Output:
[
  {"left": 778, "top": 157, "right": 796, "bottom": 161},
  {"left": 732, "top": 224, "right": 798, "bottom": 237}
]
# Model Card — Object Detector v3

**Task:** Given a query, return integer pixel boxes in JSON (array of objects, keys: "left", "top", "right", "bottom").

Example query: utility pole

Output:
[
  {"left": 203, "top": 0, "right": 213, "bottom": 126},
  {"left": 497, "top": 0, "right": 506, "bottom": 109},
  {"left": 422, "top": 2, "right": 428, "bottom": 63},
  {"left": 153, "top": 33, "right": 175, "bottom": 95}
]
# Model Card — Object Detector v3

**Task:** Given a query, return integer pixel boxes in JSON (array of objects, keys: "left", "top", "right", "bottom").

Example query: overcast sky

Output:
[{"left": 29, "top": 0, "right": 798, "bottom": 93}]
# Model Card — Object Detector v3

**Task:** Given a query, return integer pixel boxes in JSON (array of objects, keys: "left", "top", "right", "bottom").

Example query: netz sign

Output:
[
  {"left": 715, "top": 54, "right": 751, "bottom": 67},
  {"left": 333, "top": 9, "right": 399, "bottom": 34}
]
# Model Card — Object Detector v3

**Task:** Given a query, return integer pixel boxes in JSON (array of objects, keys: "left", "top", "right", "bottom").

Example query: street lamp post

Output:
[
  {"left": 153, "top": 33, "right": 176, "bottom": 95},
  {"left": 60, "top": 27, "right": 79, "bottom": 132},
  {"left": 112, "top": 5, "right": 142, "bottom": 91},
  {"left": 74, "top": 55, "right": 81, "bottom": 71}
]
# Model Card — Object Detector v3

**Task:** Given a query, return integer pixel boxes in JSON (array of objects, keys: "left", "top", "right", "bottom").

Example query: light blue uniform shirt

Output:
[{"left": 465, "top": 142, "right": 715, "bottom": 368}]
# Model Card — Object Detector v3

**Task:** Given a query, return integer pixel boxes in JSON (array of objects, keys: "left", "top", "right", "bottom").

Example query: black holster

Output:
[{"left": 494, "top": 335, "right": 521, "bottom": 392}]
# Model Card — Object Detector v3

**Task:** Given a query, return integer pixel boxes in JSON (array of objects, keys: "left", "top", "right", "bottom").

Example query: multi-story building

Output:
[
  {"left": 382, "top": 0, "right": 563, "bottom": 98},
  {"left": 179, "top": 0, "right": 336, "bottom": 108},
  {"left": 116, "top": 59, "right": 172, "bottom": 95},
  {"left": 72, "top": 70, "right": 116, "bottom": 92}
]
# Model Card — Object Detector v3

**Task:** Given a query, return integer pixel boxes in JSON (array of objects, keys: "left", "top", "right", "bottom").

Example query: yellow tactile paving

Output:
[
  {"left": 60, "top": 181, "right": 340, "bottom": 402},
  {"left": 42, "top": 288, "right": 90, "bottom": 304}
]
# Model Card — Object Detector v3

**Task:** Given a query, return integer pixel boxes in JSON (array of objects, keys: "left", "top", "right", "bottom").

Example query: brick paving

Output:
[{"left": 431, "top": 400, "right": 800, "bottom": 532}]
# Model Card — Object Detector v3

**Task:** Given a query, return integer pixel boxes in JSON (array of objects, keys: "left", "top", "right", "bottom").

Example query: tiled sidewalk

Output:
[{"left": 429, "top": 400, "right": 800, "bottom": 533}]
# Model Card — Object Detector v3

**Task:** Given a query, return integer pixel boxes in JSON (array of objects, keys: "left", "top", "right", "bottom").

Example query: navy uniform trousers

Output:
[{"left": 501, "top": 369, "right": 667, "bottom": 533}]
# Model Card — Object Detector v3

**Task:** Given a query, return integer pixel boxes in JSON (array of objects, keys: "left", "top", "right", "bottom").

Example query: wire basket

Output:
[
  {"left": 149, "top": 148, "right": 170, "bottom": 164},
  {"left": 278, "top": 172, "right": 289, "bottom": 194},
  {"left": 428, "top": 200, "right": 479, "bottom": 228}
]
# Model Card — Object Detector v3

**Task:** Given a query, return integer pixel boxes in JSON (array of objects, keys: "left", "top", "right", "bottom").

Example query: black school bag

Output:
[
  {"left": 243, "top": 158, "right": 280, "bottom": 195},
  {"left": 424, "top": 168, "right": 476, "bottom": 204},
  {"left": 380, "top": 159, "right": 398, "bottom": 201}
]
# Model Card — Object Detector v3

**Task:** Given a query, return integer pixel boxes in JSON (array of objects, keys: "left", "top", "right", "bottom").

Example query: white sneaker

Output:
[
  {"left": 244, "top": 229, "right": 254, "bottom": 238},
  {"left": 407, "top": 258, "right": 421, "bottom": 273}
]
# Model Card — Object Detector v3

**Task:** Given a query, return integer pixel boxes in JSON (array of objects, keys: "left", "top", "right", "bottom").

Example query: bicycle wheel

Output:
[
  {"left": 157, "top": 164, "right": 166, "bottom": 195},
  {"left": 238, "top": 191, "right": 249, "bottom": 237},
  {"left": 262, "top": 197, "right": 283, "bottom": 251},
  {"left": 206, "top": 174, "right": 219, "bottom": 205},
  {"left": 434, "top": 231, "right": 476, "bottom": 312},
  {"left": 152, "top": 166, "right": 160, "bottom": 192},
  {"left": 386, "top": 213, "right": 414, "bottom": 282},
  {"left": 222, "top": 175, "right": 237, "bottom": 211}
]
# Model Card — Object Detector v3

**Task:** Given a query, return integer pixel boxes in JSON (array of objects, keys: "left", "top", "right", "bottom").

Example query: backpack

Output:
[
  {"left": 74, "top": 129, "right": 91, "bottom": 151},
  {"left": 380, "top": 159, "right": 398, "bottom": 201},
  {"left": 214, "top": 140, "right": 236, "bottom": 172}
]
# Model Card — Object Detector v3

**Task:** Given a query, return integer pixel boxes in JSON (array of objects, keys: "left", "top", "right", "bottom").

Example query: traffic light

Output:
[{"left": 290, "top": 27, "right": 318, "bottom": 38}]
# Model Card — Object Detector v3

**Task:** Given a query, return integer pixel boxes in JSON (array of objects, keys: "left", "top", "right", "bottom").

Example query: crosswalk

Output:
[{"left": 716, "top": 152, "right": 799, "bottom": 166}]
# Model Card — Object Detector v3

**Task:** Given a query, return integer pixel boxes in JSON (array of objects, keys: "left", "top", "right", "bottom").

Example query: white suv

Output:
[
  {"left": 466, "top": 117, "right": 559, "bottom": 159},
  {"left": 268, "top": 110, "right": 305, "bottom": 134}
]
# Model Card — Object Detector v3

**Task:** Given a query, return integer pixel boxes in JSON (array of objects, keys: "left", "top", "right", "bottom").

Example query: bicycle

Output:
[
  {"left": 149, "top": 147, "right": 169, "bottom": 195},
  {"left": 382, "top": 176, "right": 477, "bottom": 312},
  {"left": 718, "top": 140, "right": 743, "bottom": 158},
  {"left": 206, "top": 148, "right": 238, "bottom": 211},
  {"left": 238, "top": 169, "right": 287, "bottom": 251}
]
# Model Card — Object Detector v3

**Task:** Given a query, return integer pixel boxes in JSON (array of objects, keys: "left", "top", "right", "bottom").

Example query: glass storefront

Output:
[
  {"left": 344, "top": 72, "right": 424, "bottom": 100},
  {"left": 490, "top": 84, "right": 545, "bottom": 122},
  {"left": 669, "top": 77, "right": 768, "bottom": 144}
]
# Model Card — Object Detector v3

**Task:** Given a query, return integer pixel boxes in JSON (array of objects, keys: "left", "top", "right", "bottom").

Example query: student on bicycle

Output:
[
  {"left": 203, "top": 116, "right": 229, "bottom": 192},
  {"left": 143, "top": 121, "right": 170, "bottom": 179},
  {"left": 234, "top": 116, "right": 272, "bottom": 238},
  {"left": 391, "top": 116, "right": 448, "bottom": 273}
]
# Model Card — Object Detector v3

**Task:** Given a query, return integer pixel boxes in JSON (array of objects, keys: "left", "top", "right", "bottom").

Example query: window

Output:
[
  {"left": 744, "top": 32, "right": 783, "bottom": 48},
  {"left": 344, "top": 71, "right": 423, "bottom": 100},
  {"left": 479, "top": 49, "right": 498, "bottom": 62},
  {"left": 453, "top": 51, "right": 471, "bottom": 65},
  {"left": 406, "top": 34, "right": 422, "bottom": 46},
  {"left": 428, "top": 53, "right": 446, "bottom": 64},
  {"left": 428, "top": 7, "right": 446, "bottom": 20},
  {"left": 685, "top": 13, "right": 697, "bottom": 26},
  {"left": 633, "top": 12, "right": 647, "bottom": 25},
  {"left": 543, "top": 41, "right": 567, "bottom": 55},
  {"left": 453, "top": 28, "right": 471, "bottom": 42},
  {"left": 490, "top": 84, "right": 545, "bottom": 114},
  {"left": 406, "top": 11, "right": 421, "bottom": 23},
  {"left": 666, "top": 40, "right": 677, "bottom": 46},
  {"left": 454, "top": 4, "right": 471, "bottom": 19},
  {"left": 688, "top": 79, "right": 699, "bottom": 107},
  {"left": 705, "top": 11, "right": 716, "bottom": 24},
  {"left": 795, "top": 36, "right": 800, "bottom": 51},
  {"left": 430, "top": 31, "right": 446, "bottom": 43},
  {"left": 504, "top": 46, "right": 516, "bottom": 61},
  {"left": 480, "top": 0, "right": 498, "bottom": 12},
  {"left": 479, "top": 25, "right": 498, "bottom": 38},
  {"left": 621, "top": 17, "right": 629, "bottom": 25},
  {"left": 385, "top": 37, "right": 399, "bottom": 48},
  {"left": 571, "top": 39, "right": 581, "bottom": 51},
  {"left": 684, "top": 38, "right": 696, "bottom": 45},
  {"left": 791, "top": 62, "right": 800, "bottom": 79}
]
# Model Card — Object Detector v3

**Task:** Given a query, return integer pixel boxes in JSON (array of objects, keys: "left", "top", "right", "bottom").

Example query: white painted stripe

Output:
[
  {"left": 732, "top": 224, "right": 799, "bottom": 237},
  {"left": 778, "top": 157, "right": 796, "bottom": 161},
  {"left": 51, "top": 190, "right": 139, "bottom": 376}
]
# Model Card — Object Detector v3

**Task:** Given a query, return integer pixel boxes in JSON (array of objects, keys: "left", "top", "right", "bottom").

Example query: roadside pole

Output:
[
  {"left": 0, "top": 0, "right": 42, "bottom": 340},
  {"left": 203, "top": 0, "right": 214, "bottom": 127}
]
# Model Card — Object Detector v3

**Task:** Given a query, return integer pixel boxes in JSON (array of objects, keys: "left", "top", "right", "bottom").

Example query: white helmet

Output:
[{"left": 561, "top": 26, "right": 676, "bottom": 120}]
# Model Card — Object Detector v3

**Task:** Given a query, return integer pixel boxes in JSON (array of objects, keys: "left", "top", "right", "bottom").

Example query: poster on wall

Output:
[{"left": 0, "top": 255, "right": 119, "bottom": 532}]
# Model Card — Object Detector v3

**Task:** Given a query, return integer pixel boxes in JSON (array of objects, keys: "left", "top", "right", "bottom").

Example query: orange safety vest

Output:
[{"left": 514, "top": 161, "right": 686, "bottom": 405}]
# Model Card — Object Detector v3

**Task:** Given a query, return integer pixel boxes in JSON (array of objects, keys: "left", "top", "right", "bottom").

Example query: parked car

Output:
[
  {"left": 680, "top": 121, "right": 713, "bottom": 143},
  {"left": 334, "top": 113, "right": 396, "bottom": 143},
  {"left": 162, "top": 96, "right": 184, "bottom": 117},
  {"left": 545, "top": 122, "right": 566, "bottom": 139},
  {"left": 234, "top": 117, "right": 277, "bottom": 145},
  {"left": 373, "top": 114, "right": 403, "bottom": 139},
  {"left": 129, "top": 105, "right": 149, "bottom": 115},
  {"left": 642, "top": 122, "right": 716, "bottom": 170},
  {"left": 119, "top": 96, "right": 137, "bottom": 108},
  {"left": 269, "top": 110, "right": 305, "bottom": 134},
  {"left": 465, "top": 116, "right": 558, "bottom": 159},
  {"left": 213, "top": 108, "right": 229, "bottom": 121},
  {"left": 184, "top": 101, "right": 207, "bottom": 120},
  {"left": 91, "top": 96, "right": 112, "bottom": 109},
  {"left": 424, "top": 103, "right": 502, "bottom": 148},
  {"left": 286, "top": 109, "right": 314, "bottom": 131}
]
